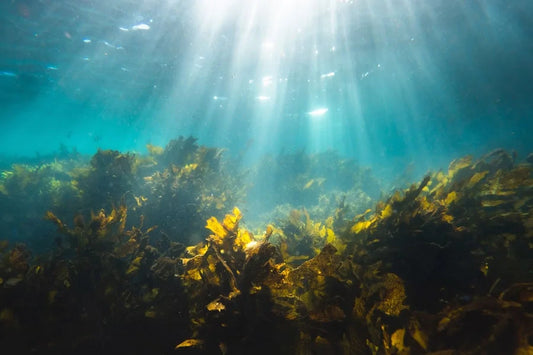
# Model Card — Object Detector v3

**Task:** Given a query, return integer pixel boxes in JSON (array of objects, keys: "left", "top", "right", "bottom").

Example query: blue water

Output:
[
  {"left": 1, "top": 0, "right": 532, "bottom": 176},
  {"left": 1, "top": 2, "right": 533, "bottom": 352}
]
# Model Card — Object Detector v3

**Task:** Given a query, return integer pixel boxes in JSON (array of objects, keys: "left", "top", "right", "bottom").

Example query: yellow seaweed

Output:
[
  {"left": 469, "top": 170, "right": 489, "bottom": 186},
  {"left": 409, "top": 319, "right": 428, "bottom": 351},
  {"left": 448, "top": 155, "right": 472, "bottom": 177},
  {"left": 390, "top": 328, "right": 407, "bottom": 352},
  {"left": 175, "top": 339, "right": 204, "bottom": 349},
  {"left": 380, "top": 204, "right": 393, "bottom": 219},
  {"left": 206, "top": 216, "right": 228, "bottom": 242},
  {"left": 146, "top": 143, "right": 164, "bottom": 156},
  {"left": 351, "top": 220, "right": 372, "bottom": 234},
  {"left": 444, "top": 191, "right": 458, "bottom": 205}
]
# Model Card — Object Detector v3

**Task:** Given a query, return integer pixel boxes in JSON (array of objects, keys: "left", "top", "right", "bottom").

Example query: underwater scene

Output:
[{"left": 1, "top": 0, "right": 533, "bottom": 353}]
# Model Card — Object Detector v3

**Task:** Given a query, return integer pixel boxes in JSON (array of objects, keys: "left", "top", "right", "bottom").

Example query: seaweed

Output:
[
  {"left": 0, "top": 137, "right": 246, "bottom": 250},
  {"left": 1, "top": 207, "right": 188, "bottom": 353},
  {"left": 0, "top": 145, "right": 532, "bottom": 354},
  {"left": 344, "top": 150, "right": 533, "bottom": 354},
  {"left": 73, "top": 149, "right": 137, "bottom": 211},
  {"left": 177, "top": 207, "right": 362, "bottom": 353},
  {"left": 0, "top": 159, "right": 84, "bottom": 250},
  {"left": 247, "top": 150, "right": 380, "bottom": 225},
  {"left": 137, "top": 138, "right": 245, "bottom": 244}
]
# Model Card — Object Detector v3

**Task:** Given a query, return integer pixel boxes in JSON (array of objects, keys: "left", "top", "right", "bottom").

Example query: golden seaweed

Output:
[{"left": 0, "top": 146, "right": 532, "bottom": 354}]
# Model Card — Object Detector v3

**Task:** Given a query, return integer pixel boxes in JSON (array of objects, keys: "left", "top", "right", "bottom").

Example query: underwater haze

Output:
[
  {"left": 1, "top": 0, "right": 532, "bottom": 171},
  {"left": 1, "top": 0, "right": 533, "bottom": 354}
]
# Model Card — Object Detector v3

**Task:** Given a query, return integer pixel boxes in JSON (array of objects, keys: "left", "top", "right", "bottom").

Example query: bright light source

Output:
[
  {"left": 308, "top": 108, "right": 328, "bottom": 117},
  {"left": 320, "top": 72, "right": 335, "bottom": 79},
  {"left": 131, "top": 23, "right": 150, "bottom": 31},
  {"left": 261, "top": 41, "right": 275, "bottom": 49},
  {"left": 262, "top": 76, "right": 273, "bottom": 86}
]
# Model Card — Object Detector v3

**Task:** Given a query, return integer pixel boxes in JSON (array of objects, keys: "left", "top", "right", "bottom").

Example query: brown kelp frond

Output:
[{"left": 1, "top": 148, "right": 532, "bottom": 354}]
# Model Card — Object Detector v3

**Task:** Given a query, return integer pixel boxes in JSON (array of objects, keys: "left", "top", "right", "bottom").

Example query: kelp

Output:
[
  {"left": 178, "top": 207, "right": 362, "bottom": 353},
  {"left": 247, "top": 150, "right": 380, "bottom": 224},
  {"left": 0, "top": 148, "right": 533, "bottom": 354},
  {"left": 1, "top": 206, "right": 188, "bottom": 353},
  {"left": 345, "top": 149, "right": 533, "bottom": 354},
  {"left": 45, "top": 206, "right": 128, "bottom": 254},
  {"left": 271, "top": 208, "right": 346, "bottom": 265},
  {"left": 138, "top": 138, "right": 245, "bottom": 243},
  {"left": 0, "top": 159, "right": 83, "bottom": 250},
  {"left": 0, "top": 137, "right": 246, "bottom": 251},
  {"left": 72, "top": 149, "right": 137, "bottom": 210}
]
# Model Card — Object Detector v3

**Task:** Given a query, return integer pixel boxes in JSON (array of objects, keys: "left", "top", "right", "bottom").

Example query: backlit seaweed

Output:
[
  {"left": 73, "top": 149, "right": 137, "bottom": 211},
  {"left": 247, "top": 150, "right": 380, "bottom": 225},
  {"left": 1, "top": 206, "right": 188, "bottom": 353},
  {"left": 0, "top": 159, "right": 83, "bottom": 249},
  {"left": 344, "top": 150, "right": 533, "bottom": 354},
  {"left": 271, "top": 208, "right": 346, "bottom": 265},
  {"left": 0, "top": 145, "right": 532, "bottom": 354},
  {"left": 138, "top": 138, "right": 245, "bottom": 244},
  {"left": 0, "top": 137, "right": 245, "bottom": 251},
  {"left": 178, "top": 207, "right": 362, "bottom": 353}
]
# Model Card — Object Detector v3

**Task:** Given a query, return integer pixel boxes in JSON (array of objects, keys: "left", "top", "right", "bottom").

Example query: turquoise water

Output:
[
  {"left": 2, "top": 0, "right": 531, "bottom": 172},
  {"left": 1, "top": 0, "right": 532, "bottom": 246},
  {"left": 1, "top": 1, "right": 533, "bottom": 353}
]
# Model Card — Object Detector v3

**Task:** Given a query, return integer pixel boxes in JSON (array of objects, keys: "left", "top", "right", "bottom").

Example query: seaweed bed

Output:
[{"left": 0, "top": 138, "right": 532, "bottom": 354}]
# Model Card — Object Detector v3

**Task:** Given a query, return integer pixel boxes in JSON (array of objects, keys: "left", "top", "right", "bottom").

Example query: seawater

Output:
[
  {"left": 0, "top": 1, "right": 532, "bottom": 352},
  {"left": 1, "top": 0, "right": 531, "bottom": 168}
]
